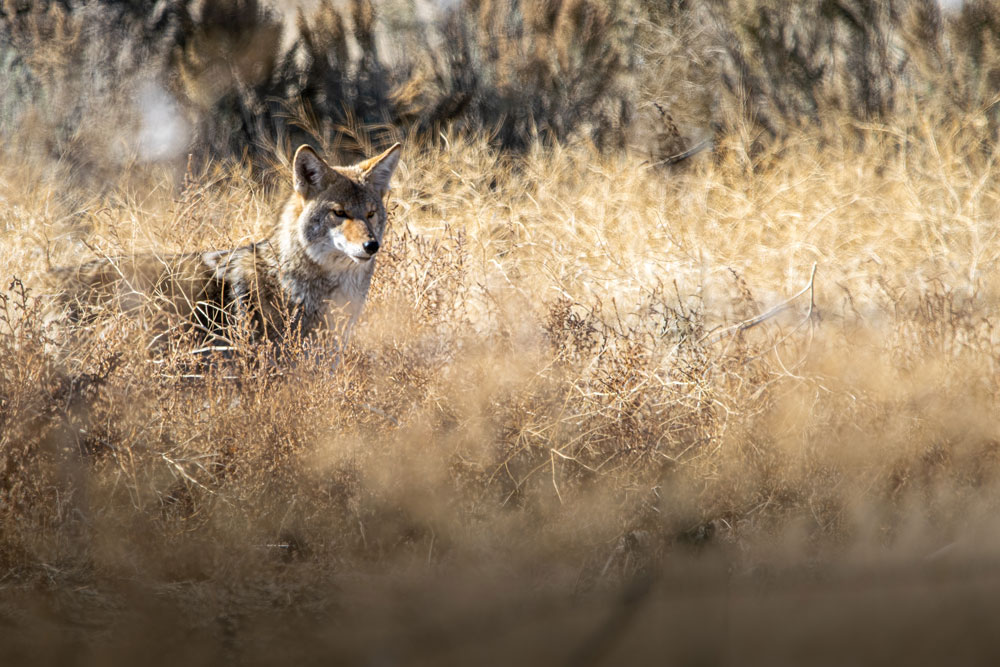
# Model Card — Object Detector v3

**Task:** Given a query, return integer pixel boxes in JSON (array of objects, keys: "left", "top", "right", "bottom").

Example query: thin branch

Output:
[{"left": 700, "top": 262, "right": 818, "bottom": 345}]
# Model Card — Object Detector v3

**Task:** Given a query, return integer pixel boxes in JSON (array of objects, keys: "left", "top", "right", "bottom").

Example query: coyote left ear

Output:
[
  {"left": 293, "top": 145, "right": 329, "bottom": 197},
  {"left": 360, "top": 143, "right": 402, "bottom": 195}
]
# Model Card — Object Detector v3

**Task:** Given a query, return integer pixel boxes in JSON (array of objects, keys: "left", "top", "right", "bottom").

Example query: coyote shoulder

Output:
[{"left": 46, "top": 143, "right": 402, "bottom": 347}]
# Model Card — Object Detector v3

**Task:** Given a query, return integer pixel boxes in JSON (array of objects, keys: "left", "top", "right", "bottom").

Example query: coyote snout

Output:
[
  {"left": 46, "top": 142, "right": 403, "bottom": 347},
  {"left": 332, "top": 215, "right": 381, "bottom": 263}
]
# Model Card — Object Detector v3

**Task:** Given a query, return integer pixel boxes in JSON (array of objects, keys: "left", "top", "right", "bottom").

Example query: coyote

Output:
[{"left": 46, "top": 143, "right": 402, "bottom": 349}]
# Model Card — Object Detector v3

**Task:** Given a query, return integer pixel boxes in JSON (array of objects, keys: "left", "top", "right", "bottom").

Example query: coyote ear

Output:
[
  {"left": 293, "top": 145, "right": 328, "bottom": 196},
  {"left": 359, "top": 143, "right": 402, "bottom": 195}
]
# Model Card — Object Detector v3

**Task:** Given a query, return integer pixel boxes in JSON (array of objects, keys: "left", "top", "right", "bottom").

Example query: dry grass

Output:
[
  {"left": 3, "top": 116, "right": 1000, "bottom": 662},
  {"left": 4, "top": 2, "right": 1000, "bottom": 665}
]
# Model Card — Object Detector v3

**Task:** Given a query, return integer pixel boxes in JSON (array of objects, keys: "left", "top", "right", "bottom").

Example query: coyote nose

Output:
[{"left": 363, "top": 240, "right": 379, "bottom": 255}]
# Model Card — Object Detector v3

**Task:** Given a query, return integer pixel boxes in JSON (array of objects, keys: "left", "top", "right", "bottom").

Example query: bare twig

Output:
[
  {"left": 641, "top": 138, "right": 714, "bottom": 169},
  {"left": 700, "top": 263, "right": 818, "bottom": 345}
]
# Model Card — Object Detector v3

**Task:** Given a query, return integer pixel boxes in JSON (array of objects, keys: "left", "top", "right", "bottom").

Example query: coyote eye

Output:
[
  {"left": 367, "top": 211, "right": 376, "bottom": 219},
  {"left": 332, "top": 209, "right": 347, "bottom": 218}
]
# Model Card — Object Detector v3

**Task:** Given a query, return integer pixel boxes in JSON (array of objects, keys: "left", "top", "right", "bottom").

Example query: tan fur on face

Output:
[{"left": 342, "top": 218, "right": 373, "bottom": 245}]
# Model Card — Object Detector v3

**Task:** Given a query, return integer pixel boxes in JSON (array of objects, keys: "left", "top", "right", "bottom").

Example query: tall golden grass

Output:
[
  {"left": 4, "top": 1, "right": 1000, "bottom": 664},
  {"left": 3, "top": 115, "right": 1000, "bottom": 662}
]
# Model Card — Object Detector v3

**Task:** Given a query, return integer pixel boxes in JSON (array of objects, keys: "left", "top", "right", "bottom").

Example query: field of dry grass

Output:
[{"left": 4, "top": 1, "right": 1000, "bottom": 665}]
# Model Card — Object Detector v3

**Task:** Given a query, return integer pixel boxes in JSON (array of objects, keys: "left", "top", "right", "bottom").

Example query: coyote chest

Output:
[{"left": 46, "top": 143, "right": 402, "bottom": 347}]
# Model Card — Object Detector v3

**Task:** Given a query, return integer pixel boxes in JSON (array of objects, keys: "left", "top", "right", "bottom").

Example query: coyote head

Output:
[{"left": 289, "top": 143, "right": 402, "bottom": 268}]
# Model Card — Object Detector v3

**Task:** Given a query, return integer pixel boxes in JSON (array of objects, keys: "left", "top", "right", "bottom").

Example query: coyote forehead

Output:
[{"left": 46, "top": 142, "right": 403, "bottom": 348}]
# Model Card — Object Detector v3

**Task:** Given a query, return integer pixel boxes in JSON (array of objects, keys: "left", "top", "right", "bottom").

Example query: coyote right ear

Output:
[
  {"left": 293, "top": 145, "right": 328, "bottom": 197},
  {"left": 359, "top": 143, "right": 402, "bottom": 196}
]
